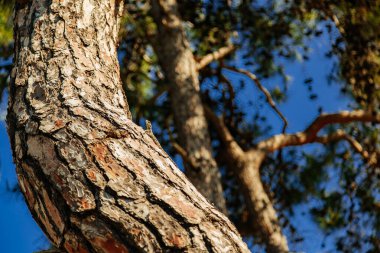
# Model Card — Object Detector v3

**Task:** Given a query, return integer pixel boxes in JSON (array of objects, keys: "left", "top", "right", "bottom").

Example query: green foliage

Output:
[
  {"left": 294, "top": 0, "right": 380, "bottom": 109},
  {"left": 0, "top": 0, "right": 13, "bottom": 101},
  {"left": 270, "top": 86, "right": 286, "bottom": 103},
  {"left": 0, "top": 0, "right": 13, "bottom": 45},
  {"left": 312, "top": 192, "right": 345, "bottom": 230}
]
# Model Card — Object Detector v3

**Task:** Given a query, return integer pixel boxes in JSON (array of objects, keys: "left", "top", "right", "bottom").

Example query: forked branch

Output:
[
  {"left": 224, "top": 66, "right": 288, "bottom": 133},
  {"left": 256, "top": 110, "right": 380, "bottom": 153},
  {"left": 203, "top": 106, "right": 244, "bottom": 158},
  {"left": 316, "top": 130, "right": 374, "bottom": 162}
]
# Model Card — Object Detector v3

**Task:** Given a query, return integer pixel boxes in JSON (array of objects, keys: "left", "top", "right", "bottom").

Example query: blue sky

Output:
[
  {"left": 0, "top": 108, "right": 50, "bottom": 253},
  {"left": 0, "top": 24, "right": 354, "bottom": 253}
]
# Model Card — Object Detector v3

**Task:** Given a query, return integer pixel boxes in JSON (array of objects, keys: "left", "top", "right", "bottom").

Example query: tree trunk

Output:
[
  {"left": 237, "top": 151, "right": 289, "bottom": 253},
  {"left": 205, "top": 108, "right": 289, "bottom": 252},
  {"left": 149, "top": 0, "right": 227, "bottom": 213},
  {"left": 223, "top": 147, "right": 288, "bottom": 252},
  {"left": 7, "top": 0, "right": 249, "bottom": 252}
]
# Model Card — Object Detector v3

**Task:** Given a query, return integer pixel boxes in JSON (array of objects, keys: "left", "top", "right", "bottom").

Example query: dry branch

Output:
[
  {"left": 204, "top": 105, "right": 289, "bottom": 252},
  {"left": 204, "top": 106, "right": 244, "bottom": 158},
  {"left": 224, "top": 66, "right": 288, "bottom": 133},
  {"left": 315, "top": 130, "right": 377, "bottom": 165},
  {"left": 197, "top": 44, "right": 236, "bottom": 70},
  {"left": 256, "top": 110, "right": 380, "bottom": 152}
]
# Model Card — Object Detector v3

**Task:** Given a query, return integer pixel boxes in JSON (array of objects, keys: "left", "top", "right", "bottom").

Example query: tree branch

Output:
[
  {"left": 256, "top": 110, "right": 380, "bottom": 152},
  {"left": 315, "top": 129, "right": 370, "bottom": 159},
  {"left": 165, "top": 117, "right": 201, "bottom": 169},
  {"left": 196, "top": 44, "right": 236, "bottom": 70},
  {"left": 203, "top": 106, "right": 244, "bottom": 158},
  {"left": 224, "top": 66, "right": 288, "bottom": 133},
  {"left": 171, "top": 141, "right": 201, "bottom": 169},
  {"left": 220, "top": 74, "right": 236, "bottom": 122}
]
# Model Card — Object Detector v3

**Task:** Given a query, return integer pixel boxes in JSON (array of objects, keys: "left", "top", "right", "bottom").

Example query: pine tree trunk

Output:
[
  {"left": 149, "top": 0, "right": 227, "bottom": 213},
  {"left": 236, "top": 151, "right": 289, "bottom": 253},
  {"left": 7, "top": 0, "right": 248, "bottom": 252},
  {"left": 219, "top": 138, "right": 289, "bottom": 252}
]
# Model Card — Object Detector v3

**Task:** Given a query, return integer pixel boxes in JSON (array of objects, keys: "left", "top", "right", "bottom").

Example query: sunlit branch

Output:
[
  {"left": 331, "top": 14, "right": 345, "bottom": 35},
  {"left": 315, "top": 129, "right": 374, "bottom": 163},
  {"left": 196, "top": 44, "right": 236, "bottom": 70},
  {"left": 224, "top": 66, "right": 288, "bottom": 133},
  {"left": 256, "top": 110, "right": 380, "bottom": 153},
  {"left": 203, "top": 106, "right": 244, "bottom": 158}
]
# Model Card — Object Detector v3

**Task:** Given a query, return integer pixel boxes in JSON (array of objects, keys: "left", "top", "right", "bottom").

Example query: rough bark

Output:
[
  {"left": 149, "top": 0, "right": 227, "bottom": 213},
  {"left": 7, "top": 0, "right": 249, "bottom": 252}
]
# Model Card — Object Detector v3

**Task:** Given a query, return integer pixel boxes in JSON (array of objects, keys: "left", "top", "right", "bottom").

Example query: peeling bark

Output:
[
  {"left": 149, "top": 0, "right": 227, "bottom": 213},
  {"left": 7, "top": 0, "right": 249, "bottom": 252}
]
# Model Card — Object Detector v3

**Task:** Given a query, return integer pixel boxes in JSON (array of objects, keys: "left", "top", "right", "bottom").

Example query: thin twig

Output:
[
  {"left": 171, "top": 142, "right": 199, "bottom": 169},
  {"left": 220, "top": 74, "right": 236, "bottom": 121},
  {"left": 315, "top": 130, "right": 376, "bottom": 165},
  {"left": 165, "top": 117, "right": 199, "bottom": 169},
  {"left": 224, "top": 66, "right": 288, "bottom": 133}
]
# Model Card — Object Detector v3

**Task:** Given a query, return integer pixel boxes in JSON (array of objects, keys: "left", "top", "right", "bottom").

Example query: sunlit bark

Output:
[
  {"left": 149, "top": 0, "right": 227, "bottom": 213},
  {"left": 7, "top": 0, "right": 249, "bottom": 252}
]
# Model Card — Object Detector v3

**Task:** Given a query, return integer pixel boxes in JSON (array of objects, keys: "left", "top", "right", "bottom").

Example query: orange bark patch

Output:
[
  {"left": 54, "top": 119, "right": 64, "bottom": 127},
  {"left": 168, "top": 233, "right": 188, "bottom": 248},
  {"left": 86, "top": 169, "right": 96, "bottom": 181},
  {"left": 91, "top": 143, "right": 108, "bottom": 160},
  {"left": 41, "top": 188, "right": 65, "bottom": 234},
  {"left": 100, "top": 238, "right": 129, "bottom": 253},
  {"left": 90, "top": 143, "right": 129, "bottom": 178},
  {"left": 85, "top": 168, "right": 106, "bottom": 189},
  {"left": 64, "top": 231, "right": 90, "bottom": 253},
  {"left": 80, "top": 198, "right": 94, "bottom": 210},
  {"left": 78, "top": 215, "right": 130, "bottom": 253},
  {"left": 18, "top": 175, "right": 36, "bottom": 206}
]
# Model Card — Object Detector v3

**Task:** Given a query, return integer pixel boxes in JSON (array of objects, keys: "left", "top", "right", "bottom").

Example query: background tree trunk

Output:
[
  {"left": 206, "top": 108, "right": 289, "bottom": 252},
  {"left": 236, "top": 152, "right": 289, "bottom": 253},
  {"left": 7, "top": 0, "right": 249, "bottom": 252},
  {"left": 149, "top": 0, "right": 227, "bottom": 213}
]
